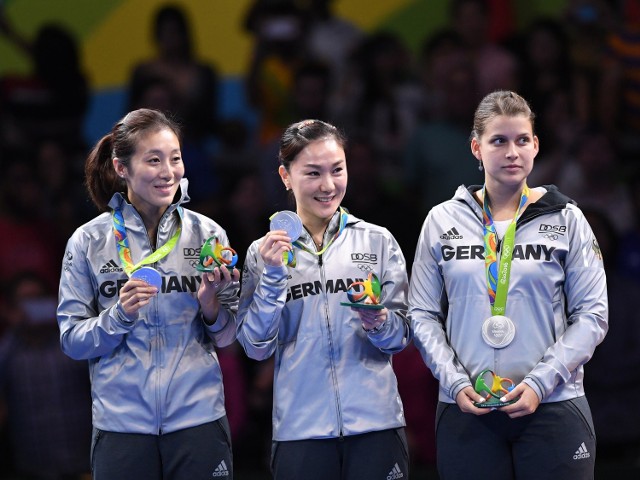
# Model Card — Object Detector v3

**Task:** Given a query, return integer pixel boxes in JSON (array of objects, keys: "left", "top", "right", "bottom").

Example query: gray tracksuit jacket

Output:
[
  {"left": 57, "top": 179, "right": 239, "bottom": 434},
  {"left": 409, "top": 184, "right": 608, "bottom": 404},
  {"left": 237, "top": 208, "right": 412, "bottom": 441}
]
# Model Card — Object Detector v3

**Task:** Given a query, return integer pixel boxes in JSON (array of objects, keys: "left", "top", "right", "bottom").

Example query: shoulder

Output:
[
  {"left": 181, "top": 208, "right": 226, "bottom": 232},
  {"left": 69, "top": 212, "right": 111, "bottom": 240}
]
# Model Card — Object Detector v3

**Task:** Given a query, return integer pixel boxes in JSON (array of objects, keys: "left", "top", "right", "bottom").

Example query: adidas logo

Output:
[
  {"left": 440, "top": 227, "right": 463, "bottom": 240},
  {"left": 387, "top": 463, "right": 404, "bottom": 480},
  {"left": 212, "top": 459, "right": 230, "bottom": 477},
  {"left": 100, "top": 259, "right": 123, "bottom": 273},
  {"left": 573, "top": 442, "right": 591, "bottom": 460}
]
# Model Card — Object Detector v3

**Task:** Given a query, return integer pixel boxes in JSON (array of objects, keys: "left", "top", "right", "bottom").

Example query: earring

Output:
[{"left": 478, "top": 160, "right": 483, "bottom": 172}]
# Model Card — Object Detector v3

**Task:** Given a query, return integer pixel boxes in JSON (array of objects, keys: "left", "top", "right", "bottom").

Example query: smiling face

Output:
[
  {"left": 113, "top": 128, "right": 184, "bottom": 224},
  {"left": 279, "top": 137, "right": 347, "bottom": 228},
  {"left": 471, "top": 114, "right": 539, "bottom": 192}
]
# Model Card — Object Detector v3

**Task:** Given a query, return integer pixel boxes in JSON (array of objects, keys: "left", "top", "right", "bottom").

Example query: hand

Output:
[
  {"left": 198, "top": 266, "right": 240, "bottom": 324},
  {"left": 354, "top": 305, "right": 388, "bottom": 332},
  {"left": 455, "top": 386, "right": 493, "bottom": 416},
  {"left": 497, "top": 382, "right": 540, "bottom": 418},
  {"left": 259, "top": 230, "right": 292, "bottom": 266},
  {"left": 119, "top": 278, "right": 158, "bottom": 317}
]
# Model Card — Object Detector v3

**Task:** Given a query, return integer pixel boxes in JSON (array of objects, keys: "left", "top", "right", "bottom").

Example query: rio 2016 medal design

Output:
[
  {"left": 473, "top": 369, "right": 518, "bottom": 408},
  {"left": 340, "top": 272, "right": 385, "bottom": 310},
  {"left": 269, "top": 210, "right": 303, "bottom": 241},
  {"left": 481, "top": 315, "right": 516, "bottom": 348},
  {"left": 131, "top": 266, "right": 163, "bottom": 290},
  {"left": 196, "top": 236, "right": 238, "bottom": 271}
]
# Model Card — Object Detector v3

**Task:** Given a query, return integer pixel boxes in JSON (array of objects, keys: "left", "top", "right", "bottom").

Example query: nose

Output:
[
  {"left": 159, "top": 159, "right": 173, "bottom": 179},
  {"left": 506, "top": 141, "right": 518, "bottom": 159},
  {"left": 319, "top": 173, "right": 335, "bottom": 192}
]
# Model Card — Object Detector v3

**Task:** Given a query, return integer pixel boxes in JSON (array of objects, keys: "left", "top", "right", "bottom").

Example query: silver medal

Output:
[
  {"left": 270, "top": 210, "right": 303, "bottom": 241},
  {"left": 481, "top": 315, "right": 515, "bottom": 348}
]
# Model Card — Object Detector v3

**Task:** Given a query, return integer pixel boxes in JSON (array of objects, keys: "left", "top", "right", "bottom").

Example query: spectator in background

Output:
[
  {"left": 34, "top": 138, "right": 96, "bottom": 241},
  {"left": 449, "top": 0, "right": 520, "bottom": 95},
  {"left": 0, "top": 10, "right": 89, "bottom": 151},
  {"left": 516, "top": 17, "right": 576, "bottom": 117},
  {"left": 127, "top": 4, "right": 220, "bottom": 216},
  {"left": 0, "top": 271, "right": 92, "bottom": 480},
  {"left": 582, "top": 207, "right": 640, "bottom": 477},
  {"left": 334, "top": 31, "right": 422, "bottom": 188},
  {"left": 0, "top": 158, "right": 63, "bottom": 294},
  {"left": 243, "top": 0, "right": 308, "bottom": 146},
  {"left": 599, "top": 0, "right": 640, "bottom": 154},
  {"left": 555, "top": 124, "right": 635, "bottom": 235},
  {"left": 301, "top": 0, "right": 364, "bottom": 110},
  {"left": 403, "top": 29, "right": 483, "bottom": 219},
  {"left": 127, "top": 3, "right": 219, "bottom": 144},
  {"left": 615, "top": 172, "right": 640, "bottom": 280},
  {"left": 563, "top": 0, "right": 615, "bottom": 125}
]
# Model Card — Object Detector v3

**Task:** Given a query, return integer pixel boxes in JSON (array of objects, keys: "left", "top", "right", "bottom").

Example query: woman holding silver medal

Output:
[
  {"left": 57, "top": 108, "right": 240, "bottom": 479},
  {"left": 236, "top": 119, "right": 412, "bottom": 480},
  {"left": 409, "top": 90, "right": 608, "bottom": 479}
]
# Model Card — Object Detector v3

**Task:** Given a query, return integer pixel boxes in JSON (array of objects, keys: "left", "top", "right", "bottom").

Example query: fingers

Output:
[
  {"left": 202, "top": 266, "right": 239, "bottom": 292},
  {"left": 499, "top": 384, "right": 539, "bottom": 418},
  {"left": 119, "top": 279, "right": 158, "bottom": 316},
  {"left": 358, "top": 308, "right": 387, "bottom": 331},
  {"left": 260, "top": 231, "right": 292, "bottom": 266},
  {"left": 456, "top": 387, "right": 492, "bottom": 416}
]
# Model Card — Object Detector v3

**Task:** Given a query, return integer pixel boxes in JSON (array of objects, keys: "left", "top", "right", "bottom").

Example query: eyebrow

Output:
[
  {"left": 144, "top": 148, "right": 182, "bottom": 155},
  {"left": 303, "top": 159, "right": 345, "bottom": 168}
]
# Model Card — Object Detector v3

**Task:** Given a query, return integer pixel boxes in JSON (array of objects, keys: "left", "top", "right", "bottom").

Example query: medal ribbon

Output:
[
  {"left": 284, "top": 207, "right": 348, "bottom": 267},
  {"left": 482, "top": 185, "right": 529, "bottom": 315},
  {"left": 112, "top": 208, "right": 181, "bottom": 276}
]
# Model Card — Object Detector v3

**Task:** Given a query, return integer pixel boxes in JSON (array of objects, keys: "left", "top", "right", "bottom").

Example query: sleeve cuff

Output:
[{"left": 115, "top": 302, "right": 137, "bottom": 326}]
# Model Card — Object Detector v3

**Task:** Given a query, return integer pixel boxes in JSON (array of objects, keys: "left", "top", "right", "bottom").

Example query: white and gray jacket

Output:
[
  {"left": 57, "top": 179, "right": 239, "bottom": 435},
  {"left": 237, "top": 208, "right": 412, "bottom": 441},
  {"left": 409, "top": 185, "right": 608, "bottom": 404}
]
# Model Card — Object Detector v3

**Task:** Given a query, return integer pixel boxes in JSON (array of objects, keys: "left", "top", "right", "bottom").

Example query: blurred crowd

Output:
[{"left": 1, "top": 0, "right": 640, "bottom": 478}]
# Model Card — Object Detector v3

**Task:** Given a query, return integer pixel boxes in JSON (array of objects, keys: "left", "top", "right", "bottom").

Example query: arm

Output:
[
  {"left": 198, "top": 227, "right": 241, "bottom": 349},
  {"left": 520, "top": 207, "right": 608, "bottom": 401},
  {"left": 236, "top": 235, "right": 289, "bottom": 360},
  {"left": 409, "top": 214, "right": 473, "bottom": 401},
  {"left": 57, "top": 232, "right": 137, "bottom": 360},
  {"left": 359, "top": 230, "right": 412, "bottom": 353}
]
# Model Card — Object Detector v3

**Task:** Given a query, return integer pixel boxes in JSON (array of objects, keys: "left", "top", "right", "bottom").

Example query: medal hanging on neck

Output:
[
  {"left": 112, "top": 208, "right": 181, "bottom": 290},
  {"left": 480, "top": 184, "right": 529, "bottom": 349},
  {"left": 278, "top": 207, "right": 348, "bottom": 267}
]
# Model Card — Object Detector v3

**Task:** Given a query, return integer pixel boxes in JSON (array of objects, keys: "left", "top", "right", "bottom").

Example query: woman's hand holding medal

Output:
[
  {"left": 119, "top": 276, "right": 159, "bottom": 318},
  {"left": 261, "top": 211, "right": 302, "bottom": 266}
]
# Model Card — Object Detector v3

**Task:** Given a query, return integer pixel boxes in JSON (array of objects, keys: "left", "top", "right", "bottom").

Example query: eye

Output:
[
  {"left": 148, "top": 156, "right": 161, "bottom": 164},
  {"left": 517, "top": 136, "right": 530, "bottom": 145},
  {"left": 490, "top": 137, "right": 506, "bottom": 146}
]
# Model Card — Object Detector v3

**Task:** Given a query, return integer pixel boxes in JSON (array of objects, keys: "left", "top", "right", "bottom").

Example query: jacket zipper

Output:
[{"left": 318, "top": 252, "right": 344, "bottom": 436}]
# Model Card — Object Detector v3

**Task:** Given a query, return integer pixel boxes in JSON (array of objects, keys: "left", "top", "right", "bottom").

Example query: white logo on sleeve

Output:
[
  {"left": 573, "top": 442, "right": 591, "bottom": 460},
  {"left": 387, "top": 462, "right": 404, "bottom": 479},
  {"left": 212, "top": 459, "right": 230, "bottom": 477}
]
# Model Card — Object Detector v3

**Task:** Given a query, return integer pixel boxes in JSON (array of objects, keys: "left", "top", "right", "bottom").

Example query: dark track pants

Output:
[
  {"left": 271, "top": 427, "right": 409, "bottom": 480},
  {"left": 91, "top": 417, "right": 233, "bottom": 480},
  {"left": 435, "top": 397, "right": 596, "bottom": 480}
]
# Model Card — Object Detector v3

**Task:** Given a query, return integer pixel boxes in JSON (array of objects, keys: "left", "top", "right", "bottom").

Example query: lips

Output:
[{"left": 155, "top": 184, "right": 175, "bottom": 194}]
